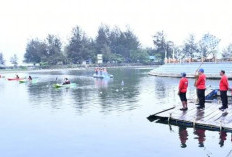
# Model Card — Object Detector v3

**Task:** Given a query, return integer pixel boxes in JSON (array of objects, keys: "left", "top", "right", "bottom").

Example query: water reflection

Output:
[
  {"left": 94, "top": 78, "right": 111, "bottom": 88},
  {"left": 25, "top": 68, "right": 145, "bottom": 113},
  {"left": 219, "top": 131, "right": 227, "bottom": 147},
  {"left": 194, "top": 128, "right": 206, "bottom": 147},
  {"left": 179, "top": 127, "right": 188, "bottom": 148},
  {"left": 177, "top": 126, "right": 231, "bottom": 148}
]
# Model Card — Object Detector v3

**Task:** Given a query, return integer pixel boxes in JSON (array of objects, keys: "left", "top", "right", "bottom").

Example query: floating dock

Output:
[{"left": 147, "top": 103, "right": 232, "bottom": 132}]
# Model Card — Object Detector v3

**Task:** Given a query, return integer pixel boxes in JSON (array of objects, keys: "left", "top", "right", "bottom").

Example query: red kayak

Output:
[{"left": 8, "top": 78, "right": 24, "bottom": 81}]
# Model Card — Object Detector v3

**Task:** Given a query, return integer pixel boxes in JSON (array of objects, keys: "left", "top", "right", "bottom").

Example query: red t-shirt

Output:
[
  {"left": 179, "top": 77, "right": 188, "bottom": 93},
  {"left": 220, "top": 75, "right": 229, "bottom": 91},
  {"left": 196, "top": 74, "right": 206, "bottom": 89}
]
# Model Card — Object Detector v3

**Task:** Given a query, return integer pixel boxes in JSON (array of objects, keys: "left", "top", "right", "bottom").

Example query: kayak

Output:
[
  {"left": 93, "top": 74, "right": 113, "bottom": 79},
  {"left": 53, "top": 83, "right": 77, "bottom": 88},
  {"left": 19, "top": 79, "right": 38, "bottom": 84},
  {"left": 8, "top": 78, "right": 24, "bottom": 81}
]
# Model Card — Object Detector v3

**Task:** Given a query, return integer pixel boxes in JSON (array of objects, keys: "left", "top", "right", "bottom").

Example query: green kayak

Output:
[
  {"left": 19, "top": 79, "right": 38, "bottom": 84},
  {"left": 53, "top": 83, "right": 77, "bottom": 88}
]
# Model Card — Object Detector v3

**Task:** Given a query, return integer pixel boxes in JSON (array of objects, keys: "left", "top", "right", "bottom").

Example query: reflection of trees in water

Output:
[
  {"left": 27, "top": 81, "right": 65, "bottom": 109},
  {"left": 71, "top": 88, "right": 93, "bottom": 112},
  {"left": 26, "top": 68, "right": 146, "bottom": 113},
  {"left": 154, "top": 78, "right": 166, "bottom": 98},
  {"left": 97, "top": 68, "right": 142, "bottom": 113}
]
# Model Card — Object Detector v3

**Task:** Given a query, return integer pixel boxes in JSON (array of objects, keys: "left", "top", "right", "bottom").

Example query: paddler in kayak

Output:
[
  {"left": 62, "top": 78, "right": 70, "bottom": 85},
  {"left": 28, "top": 76, "right": 32, "bottom": 81},
  {"left": 178, "top": 72, "right": 188, "bottom": 111}
]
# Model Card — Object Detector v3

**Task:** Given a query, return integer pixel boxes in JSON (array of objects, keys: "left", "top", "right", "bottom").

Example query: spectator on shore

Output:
[{"left": 28, "top": 76, "right": 32, "bottom": 80}]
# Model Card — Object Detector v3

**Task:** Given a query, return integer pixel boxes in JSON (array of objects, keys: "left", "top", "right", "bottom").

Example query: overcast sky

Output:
[{"left": 1, "top": 0, "right": 232, "bottom": 64}]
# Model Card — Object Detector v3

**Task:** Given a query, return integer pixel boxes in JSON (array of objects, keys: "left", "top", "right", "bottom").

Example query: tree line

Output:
[
  {"left": 152, "top": 31, "right": 222, "bottom": 62},
  {"left": 1, "top": 25, "right": 232, "bottom": 67},
  {"left": 23, "top": 25, "right": 151, "bottom": 66}
]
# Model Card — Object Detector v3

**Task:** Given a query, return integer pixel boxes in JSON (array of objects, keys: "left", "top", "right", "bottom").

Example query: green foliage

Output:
[
  {"left": 24, "top": 25, "right": 222, "bottom": 66},
  {"left": 130, "top": 49, "right": 150, "bottom": 64},
  {"left": 0, "top": 53, "right": 5, "bottom": 65},
  {"left": 39, "top": 62, "right": 49, "bottom": 68},
  {"left": 182, "top": 34, "right": 199, "bottom": 59},
  {"left": 96, "top": 25, "right": 141, "bottom": 63},
  {"left": 19, "top": 66, "right": 27, "bottom": 70},
  {"left": 153, "top": 31, "right": 174, "bottom": 61},
  {"left": 66, "top": 26, "right": 95, "bottom": 64},
  {"left": 10, "top": 54, "right": 18, "bottom": 67},
  {"left": 24, "top": 39, "right": 45, "bottom": 64},
  {"left": 152, "top": 32, "right": 220, "bottom": 62},
  {"left": 222, "top": 44, "right": 232, "bottom": 59},
  {"left": 24, "top": 35, "right": 66, "bottom": 66}
]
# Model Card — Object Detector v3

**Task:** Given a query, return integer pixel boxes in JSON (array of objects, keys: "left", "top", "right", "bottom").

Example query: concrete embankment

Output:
[
  {"left": 148, "top": 63, "right": 232, "bottom": 80},
  {"left": 148, "top": 71, "right": 225, "bottom": 80}
]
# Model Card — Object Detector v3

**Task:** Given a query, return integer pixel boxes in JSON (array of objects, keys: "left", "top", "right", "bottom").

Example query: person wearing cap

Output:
[
  {"left": 196, "top": 68, "right": 206, "bottom": 109},
  {"left": 219, "top": 70, "right": 229, "bottom": 110},
  {"left": 178, "top": 72, "right": 188, "bottom": 111}
]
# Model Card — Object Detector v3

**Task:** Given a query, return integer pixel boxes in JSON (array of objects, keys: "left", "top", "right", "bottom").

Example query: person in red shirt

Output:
[
  {"left": 196, "top": 68, "right": 206, "bottom": 110},
  {"left": 219, "top": 70, "right": 229, "bottom": 110},
  {"left": 178, "top": 72, "right": 188, "bottom": 111}
]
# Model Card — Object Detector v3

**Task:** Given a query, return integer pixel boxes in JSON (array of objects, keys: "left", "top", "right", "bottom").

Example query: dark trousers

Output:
[
  {"left": 220, "top": 91, "right": 228, "bottom": 108},
  {"left": 197, "top": 89, "right": 205, "bottom": 107}
]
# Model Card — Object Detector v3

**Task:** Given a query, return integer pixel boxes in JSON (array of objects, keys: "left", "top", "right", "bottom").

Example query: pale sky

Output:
[{"left": 1, "top": 0, "right": 232, "bottom": 64}]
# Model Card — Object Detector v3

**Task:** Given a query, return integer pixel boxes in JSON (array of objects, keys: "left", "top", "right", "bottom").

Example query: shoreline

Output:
[
  {"left": 148, "top": 71, "right": 232, "bottom": 80},
  {"left": 0, "top": 65, "right": 156, "bottom": 74}
]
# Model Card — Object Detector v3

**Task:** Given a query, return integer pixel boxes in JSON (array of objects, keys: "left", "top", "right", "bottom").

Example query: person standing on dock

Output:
[
  {"left": 178, "top": 72, "right": 188, "bottom": 111},
  {"left": 196, "top": 69, "right": 206, "bottom": 110},
  {"left": 219, "top": 70, "right": 229, "bottom": 110}
]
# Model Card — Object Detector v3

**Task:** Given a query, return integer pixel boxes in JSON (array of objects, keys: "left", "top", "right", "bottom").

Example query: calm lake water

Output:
[{"left": 0, "top": 67, "right": 231, "bottom": 157}]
